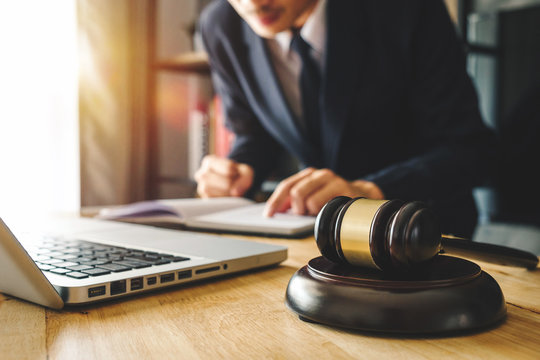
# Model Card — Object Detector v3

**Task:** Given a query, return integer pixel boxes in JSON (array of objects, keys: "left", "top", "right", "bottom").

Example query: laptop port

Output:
[
  {"left": 130, "top": 277, "right": 144, "bottom": 291},
  {"left": 88, "top": 285, "right": 106, "bottom": 298},
  {"left": 177, "top": 270, "right": 192, "bottom": 280},
  {"left": 195, "top": 266, "right": 220, "bottom": 275},
  {"left": 160, "top": 273, "right": 175, "bottom": 283},
  {"left": 147, "top": 276, "right": 157, "bottom": 285},
  {"left": 110, "top": 280, "right": 126, "bottom": 295}
]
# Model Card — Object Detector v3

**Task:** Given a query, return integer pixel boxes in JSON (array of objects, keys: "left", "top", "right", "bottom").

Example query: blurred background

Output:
[{"left": 0, "top": 0, "right": 538, "bottom": 252}]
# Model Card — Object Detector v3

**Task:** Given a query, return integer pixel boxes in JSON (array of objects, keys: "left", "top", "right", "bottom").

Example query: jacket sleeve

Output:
[
  {"left": 198, "top": 1, "right": 283, "bottom": 192},
  {"left": 363, "top": 0, "right": 496, "bottom": 202}
]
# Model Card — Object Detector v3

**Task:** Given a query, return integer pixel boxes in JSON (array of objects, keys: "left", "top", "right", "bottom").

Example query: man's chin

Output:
[
  {"left": 246, "top": 20, "right": 289, "bottom": 39},
  {"left": 252, "top": 27, "right": 287, "bottom": 39}
]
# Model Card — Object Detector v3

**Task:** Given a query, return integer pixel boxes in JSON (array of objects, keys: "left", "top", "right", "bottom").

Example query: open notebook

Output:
[{"left": 97, "top": 197, "right": 316, "bottom": 238}]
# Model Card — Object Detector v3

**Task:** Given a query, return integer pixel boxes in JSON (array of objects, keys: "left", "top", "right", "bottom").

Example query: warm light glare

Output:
[{"left": 0, "top": 1, "right": 79, "bottom": 217}]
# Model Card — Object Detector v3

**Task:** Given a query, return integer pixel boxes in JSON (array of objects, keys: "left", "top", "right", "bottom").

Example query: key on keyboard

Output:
[{"left": 26, "top": 237, "right": 190, "bottom": 279}]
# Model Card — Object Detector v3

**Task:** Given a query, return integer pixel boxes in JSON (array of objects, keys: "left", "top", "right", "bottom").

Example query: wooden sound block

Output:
[{"left": 285, "top": 256, "right": 506, "bottom": 334}]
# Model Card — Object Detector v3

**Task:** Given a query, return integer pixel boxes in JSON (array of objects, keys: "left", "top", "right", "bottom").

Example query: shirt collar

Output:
[
  {"left": 273, "top": 0, "right": 327, "bottom": 57},
  {"left": 300, "top": 0, "right": 326, "bottom": 55}
]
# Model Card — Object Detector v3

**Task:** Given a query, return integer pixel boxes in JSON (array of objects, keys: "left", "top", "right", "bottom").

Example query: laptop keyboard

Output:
[{"left": 25, "top": 237, "right": 190, "bottom": 279}]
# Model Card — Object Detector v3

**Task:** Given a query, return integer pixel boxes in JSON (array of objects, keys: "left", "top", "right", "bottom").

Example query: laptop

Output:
[{"left": 0, "top": 215, "right": 287, "bottom": 309}]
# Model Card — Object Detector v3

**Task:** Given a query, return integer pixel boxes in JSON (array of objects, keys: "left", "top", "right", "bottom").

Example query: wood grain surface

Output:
[{"left": 1, "top": 234, "right": 539, "bottom": 360}]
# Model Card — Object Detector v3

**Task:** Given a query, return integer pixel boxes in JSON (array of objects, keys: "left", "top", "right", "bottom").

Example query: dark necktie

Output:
[{"left": 290, "top": 31, "right": 322, "bottom": 151}]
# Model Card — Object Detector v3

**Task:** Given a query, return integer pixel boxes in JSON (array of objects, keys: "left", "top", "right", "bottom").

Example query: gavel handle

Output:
[{"left": 440, "top": 237, "right": 539, "bottom": 270}]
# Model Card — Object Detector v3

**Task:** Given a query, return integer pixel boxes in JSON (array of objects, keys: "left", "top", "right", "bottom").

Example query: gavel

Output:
[{"left": 315, "top": 196, "right": 539, "bottom": 272}]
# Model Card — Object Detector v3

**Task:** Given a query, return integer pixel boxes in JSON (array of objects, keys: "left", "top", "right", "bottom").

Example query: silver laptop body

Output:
[{"left": 0, "top": 216, "right": 287, "bottom": 309}]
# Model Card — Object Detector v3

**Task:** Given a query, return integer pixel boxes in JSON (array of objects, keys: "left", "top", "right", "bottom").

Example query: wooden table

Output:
[{"left": 1, "top": 233, "right": 539, "bottom": 359}]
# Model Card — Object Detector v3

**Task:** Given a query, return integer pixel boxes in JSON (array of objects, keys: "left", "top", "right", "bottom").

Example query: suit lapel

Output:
[
  {"left": 321, "top": 0, "right": 366, "bottom": 169},
  {"left": 242, "top": 23, "right": 320, "bottom": 166},
  {"left": 239, "top": 1, "right": 366, "bottom": 169}
]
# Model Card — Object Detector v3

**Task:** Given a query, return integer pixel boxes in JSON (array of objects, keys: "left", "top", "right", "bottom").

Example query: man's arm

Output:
[
  {"left": 267, "top": 0, "right": 494, "bottom": 218},
  {"left": 362, "top": 0, "right": 495, "bottom": 201},
  {"left": 197, "top": 1, "right": 282, "bottom": 196}
]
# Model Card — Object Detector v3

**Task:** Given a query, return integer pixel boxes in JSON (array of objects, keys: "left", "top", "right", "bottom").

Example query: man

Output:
[{"left": 194, "top": 0, "right": 495, "bottom": 237}]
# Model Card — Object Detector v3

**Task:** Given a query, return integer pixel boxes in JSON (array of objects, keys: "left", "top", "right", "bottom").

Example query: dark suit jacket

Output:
[{"left": 199, "top": 0, "right": 496, "bottom": 237}]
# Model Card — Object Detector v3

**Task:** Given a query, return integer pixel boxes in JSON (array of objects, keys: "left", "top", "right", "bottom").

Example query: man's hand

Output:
[
  {"left": 194, "top": 155, "right": 254, "bottom": 198},
  {"left": 264, "top": 168, "right": 384, "bottom": 217}
]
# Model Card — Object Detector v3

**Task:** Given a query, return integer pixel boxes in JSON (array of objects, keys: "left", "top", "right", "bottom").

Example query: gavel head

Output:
[{"left": 315, "top": 196, "right": 442, "bottom": 272}]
